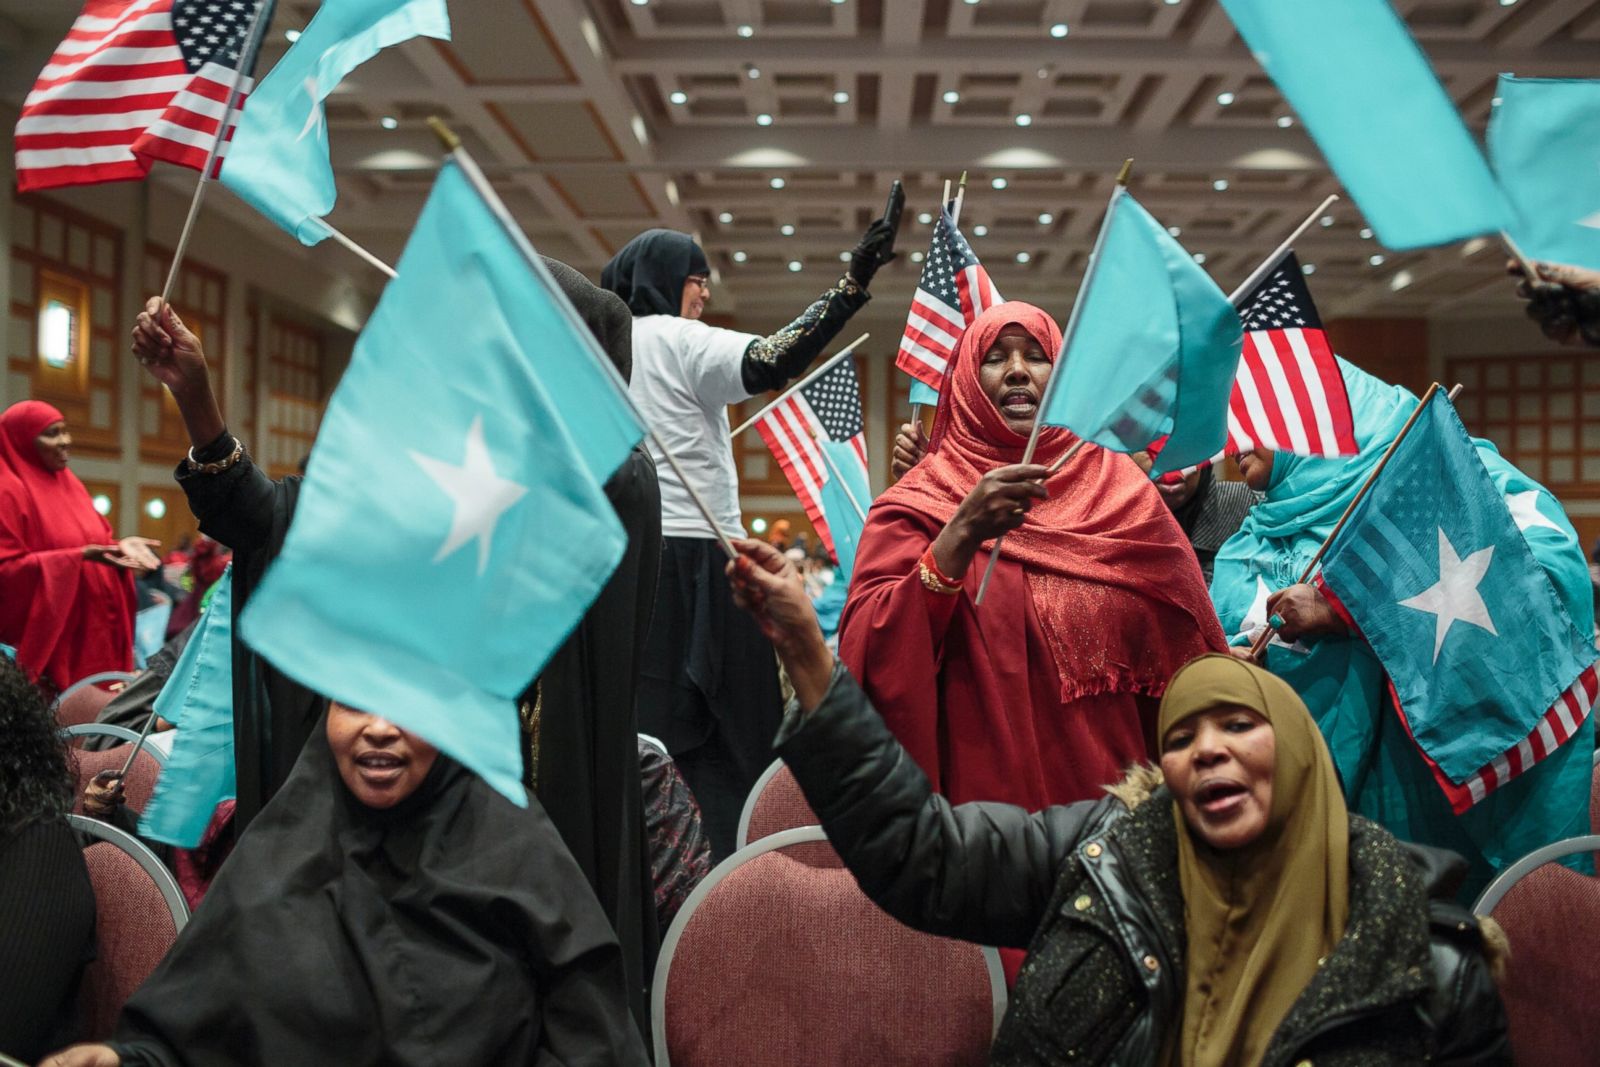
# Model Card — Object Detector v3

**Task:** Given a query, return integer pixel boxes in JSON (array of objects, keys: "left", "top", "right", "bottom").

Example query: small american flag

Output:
[
  {"left": 1229, "top": 251, "right": 1357, "bottom": 458},
  {"left": 15, "top": 0, "right": 270, "bottom": 193},
  {"left": 754, "top": 356, "right": 870, "bottom": 560},
  {"left": 897, "top": 204, "right": 1002, "bottom": 390}
]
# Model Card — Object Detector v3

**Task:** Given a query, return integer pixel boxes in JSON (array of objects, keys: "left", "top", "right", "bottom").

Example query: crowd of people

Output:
[{"left": 1, "top": 216, "right": 1598, "bottom": 1065}]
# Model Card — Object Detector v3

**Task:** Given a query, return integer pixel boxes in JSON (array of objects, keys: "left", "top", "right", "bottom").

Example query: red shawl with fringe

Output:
[{"left": 839, "top": 303, "right": 1225, "bottom": 811}]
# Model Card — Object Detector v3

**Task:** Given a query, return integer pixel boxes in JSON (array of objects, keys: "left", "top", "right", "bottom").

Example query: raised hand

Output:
[
  {"left": 726, "top": 538, "right": 834, "bottom": 711},
  {"left": 891, "top": 420, "right": 927, "bottom": 481}
]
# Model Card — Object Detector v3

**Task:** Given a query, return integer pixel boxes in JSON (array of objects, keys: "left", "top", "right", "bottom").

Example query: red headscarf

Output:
[
  {"left": 0, "top": 401, "right": 113, "bottom": 548},
  {"left": 878, "top": 302, "right": 1225, "bottom": 700}
]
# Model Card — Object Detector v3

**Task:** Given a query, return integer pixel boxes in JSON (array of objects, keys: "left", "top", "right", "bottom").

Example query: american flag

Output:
[
  {"left": 1228, "top": 251, "right": 1357, "bottom": 458},
  {"left": 754, "top": 355, "right": 869, "bottom": 561},
  {"left": 897, "top": 203, "right": 1003, "bottom": 390},
  {"left": 15, "top": 0, "right": 270, "bottom": 193}
]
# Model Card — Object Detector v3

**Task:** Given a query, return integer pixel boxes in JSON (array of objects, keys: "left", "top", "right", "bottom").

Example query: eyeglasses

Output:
[{"left": 685, "top": 275, "right": 711, "bottom": 290}]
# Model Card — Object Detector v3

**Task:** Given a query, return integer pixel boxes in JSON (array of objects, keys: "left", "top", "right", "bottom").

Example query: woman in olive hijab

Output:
[{"left": 725, "top": 538, "right": 1511, "bottom": 1066}]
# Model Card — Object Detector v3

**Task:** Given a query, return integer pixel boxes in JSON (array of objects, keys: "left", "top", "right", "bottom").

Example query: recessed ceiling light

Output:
[
  {"left": 1015, "top": 114, "right": 1033, "bottom": 127},
  {"left": 379, "top": 116, "right": 398, "bottom": 130},
  {"left": 963, "top": 0, "right": 979, "bottom": 6},
  {"left": 788, "top": 260, "right": 803, "bottom": 272},
  {"left": 284, "top": 28, "right": 301, "bottom": 43},
  {"left": 1038, "top": 213, "right": 1053, "bottom": 225},
  {"left": 669, "top": 90, "right": 688, "bottom": 105},
  {"left": 942, "top": 90, "right": 960, "bottom": 104},
  {"left": 718, "top": 211, "right": 734, "bottom": 224},
  {"left": 1319, "top": 214, "right": 1335, "bottom": 227},
  {"left": 833, "top": 90, "right": 850, "bottom": 104},
  {"left": 1212, "top": 178, "right": 1229, "bottom": 191},
  {"left": 1162, "top": 0, "right": 1180, "bottom": 5},
  {"left": 1302, "top": 262, "right": 1315, "bottom": 275},
  {"left": 1358, "top": 227, "right": 1374, "bottom": 239},
  {"left": 839, "top": 251, "right": 851, "bottom": 262},
  {"left": 1050, "top": 22, "right": 1069, "bottom": 37},
  {"left": 917, "top": 212, "right": 933, "bottom": 224},
  {"left": 756, "top": 113, "right": 773, "bottom": 127},
  {"left": 1499, "top": 0, "right": 1518, "bottom": 6},
  {"left": 911, "top": 251, "right": 925, "bottom": 263},
  {"left": 733, "top": 250, "right": 748, "bottom": 263},
  {"left": 1461, "top": 237, "right": 1491, "bottom": 257},
  {"left": 1015, "top": 251, "right": 1031, "bottom": 264},
  {"left": 770, "top": 176, "right": 785, "bottom": 189},
  {"left": 747, "top": 66, "right": 760, "bottom": 79},
  {"left": 973, "top": 224, "right": 989, "bottom": 236},
  {"left": 1389, "top": 269, "right": 1414, "bottom": 290},
  {"left": 1369, "top": 253, "right": 1386, "bottom": 266},
  {"left": 780, "top": 223, "right": 795, "bottom": 235},
  {"left": 992, "top": 177, "right": 1008, "bottom": 190},
  {"left": 1193, "top": 252, "right": 1207, "bottom": 265},
  {"left": 737, "top": 23, "right": 754, "bottom": 36},
  {"left": 1217, "top": 91, "right": 1236, "bottom": 106},
  {"left": 1167, "top": 225, "right": 1181, "bottom": 237},
  {"left": 1276, "top": 115, "right": 1294, "bottom": 128}
]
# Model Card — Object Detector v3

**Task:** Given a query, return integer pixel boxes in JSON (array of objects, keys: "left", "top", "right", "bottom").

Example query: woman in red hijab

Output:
[
  {"left": 840, "top": 302, "right": 1226, "bottom": 817},
  {"left": 0, "top": 401, "right": 158, "bottom": 692}
]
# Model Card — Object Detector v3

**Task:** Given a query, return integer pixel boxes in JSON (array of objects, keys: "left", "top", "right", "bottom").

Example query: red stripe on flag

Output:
[
  {"left": 1244, "top": 337, "right": 1298, "bottom": 451},
  {"left": 1303, "top": 329, "right": 1357, "bottom": 452},
  {"left": 1266, "top": 330, "right": 1321, "bottom": 452}
]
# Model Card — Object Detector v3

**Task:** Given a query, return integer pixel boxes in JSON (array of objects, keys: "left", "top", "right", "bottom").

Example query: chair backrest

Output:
[
  {"left": 66, "top": 814, "right": 188, "bottom": 1040},
  {"left": 51, "top": 672, "right": 137, "bottom": 729},
  {"left": 1473, "top": 835, "right": 1600, "bottom": 1067},
  {"left": 61, "top": 723, "right": 151, "bottom": 750},
  {"left": 736, "top": 759, "right": 818, "bottom": 849},
  {"left": 654, "top": 827, "right": 1005, "bottom": 1067},
  {"left": 69, "top": 744, "right": 165, "bottom": 816}
]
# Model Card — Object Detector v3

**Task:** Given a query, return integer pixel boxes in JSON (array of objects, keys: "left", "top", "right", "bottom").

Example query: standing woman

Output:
[
  {"left": 0, "top": 401, "right": 158, "bottom": 693},
  {"left": 602, "top": 216, "right": 897, "bottom": 856}
]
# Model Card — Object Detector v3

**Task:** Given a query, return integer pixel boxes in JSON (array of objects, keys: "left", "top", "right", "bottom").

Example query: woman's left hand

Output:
[
  {"left": 105, "top": 536, "right": 162, "bottom": 573},
  {"left": 1266, "top": 583, "right": 1348, "bottom": 642},
  {"left": 82, "top": 770, "right": 125, "bottom": 819},
  {"left": 726, "top": 539, "right": 835, "bottom": 712}
]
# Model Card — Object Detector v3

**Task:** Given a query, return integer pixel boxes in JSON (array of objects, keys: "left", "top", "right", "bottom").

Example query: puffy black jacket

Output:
[{"left": 777, "top": 666, "right": 1512, "bottom": 1067}]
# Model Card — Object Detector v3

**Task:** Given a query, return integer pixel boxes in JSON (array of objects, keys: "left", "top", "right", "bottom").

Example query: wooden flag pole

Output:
[
  {"left": 1226, "top": 193, "right": 1340, "bottom": 307},
  {"left": 1245, "top": 380, "right": 1462, "bottom": 661},
  {"left": 429, "top": 117, "right": 742, "bottom": 559},
  {"left": 951, "top": 170, "right": 968, "bottom": 226},
  {"left": 729, "top": 333, "right": 870, "bottom": 438},
  {"left": 159, "top": 0, "right": 272, "bottom": 306},
  {"left": 810, "top": 429, "right": 868, "bottom": 523},
  {"left": 974, "top": 158, "right": 1133, "bottom": 606}
]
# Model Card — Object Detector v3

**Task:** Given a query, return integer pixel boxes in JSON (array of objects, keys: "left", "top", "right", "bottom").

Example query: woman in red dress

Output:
[
  {"left": 0, "top": 401, "right": 157, "bottom": 692},
  {"left": 840, "top": 302, "right": 1224, "bottom": 818}
]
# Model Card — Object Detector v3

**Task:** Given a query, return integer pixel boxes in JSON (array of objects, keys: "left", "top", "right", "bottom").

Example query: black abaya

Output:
[{"left": 109, "top": 719, "right": 649, "bottom": 1067}]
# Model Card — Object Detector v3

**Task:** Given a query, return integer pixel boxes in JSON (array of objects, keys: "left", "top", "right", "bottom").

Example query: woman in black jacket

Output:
[{"left": 725, "top": 538, "right": 1512, "bottom": 1067}]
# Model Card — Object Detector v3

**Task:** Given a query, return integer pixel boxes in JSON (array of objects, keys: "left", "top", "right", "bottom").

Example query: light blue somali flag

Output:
[
  {"left": 907, "top": 374, "right": 940, "bottom": 408},
  {"left": 239, "top": 161, "right": 644, "bottom": 806},
  {"left": 1040, "top": 189, "right": 1242, "bottom": 476},
  {"left": 1489, "top": 75, "right": 1600, "bottom": 273},
  {"left": 818, "top": 438, "right": 870, "bottom": 582},
  {"left": 140, "top": 567, "right": 236, "bottom": 849},
  {"left": 1218, "top": 0, "right": 1510, "bottom": 250},
  {"left": 1319, "top": 393, "right": 1598, "bottom": 812},
  {"left": 220, "top": 0, "right": 450, "bottom": 244}
]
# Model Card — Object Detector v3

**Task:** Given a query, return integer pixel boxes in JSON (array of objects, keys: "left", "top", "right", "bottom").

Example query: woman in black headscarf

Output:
[
  {"left": 44, "top": 702, "right": 650, "bottom": 1067},
  {"left": 602, "top": 215, "right": 898, "bottom": 857}
]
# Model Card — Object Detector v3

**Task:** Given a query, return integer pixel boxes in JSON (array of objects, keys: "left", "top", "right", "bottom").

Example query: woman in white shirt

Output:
[{"left": 602, "top": 218, "right": 896, "bottom": 856}]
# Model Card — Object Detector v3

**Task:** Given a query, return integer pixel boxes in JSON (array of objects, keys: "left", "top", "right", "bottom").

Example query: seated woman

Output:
[
  {"left": 727, "top": 539, "right": 1511, "bottom": 1066},
  {"left": 0, "top": 401, "right": 160, "bottom": 693},
  {"left": 1213, "top": 359, "right": 1594, "bottom": 898},
  {"left": 0, "top": 652, "right": 95, "bottom": 1063},
  {"left": 44, "top": 703, "right": 650, "bottom": 1067},
  {"left": 840, "top": 302, "right": 1225, "bottom": 816}
]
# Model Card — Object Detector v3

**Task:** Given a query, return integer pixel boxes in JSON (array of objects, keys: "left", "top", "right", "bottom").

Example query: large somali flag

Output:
[
  {"left": 1488, "top": 75, "right": 1600, "bottom": 273},
  {"left": 240, "top": 160, "right": 644, "bottom": 804},
  {"left": 221, "top": 0, "right": 450, "bottom": 244},
  {"left": 1319, "top": 392, "right": 1598, "bottom": 814}
]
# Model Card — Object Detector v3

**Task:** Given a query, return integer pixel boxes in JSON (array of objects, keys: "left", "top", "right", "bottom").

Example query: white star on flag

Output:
[
  {"left": 1398, "top": 528, "right": 1498, "bottom": 664},
  {"left": 1504, "top": 489, "right": 1566, "bottom": 538},
  {"left": 408, "top": 415, "right": 528, "bottom": 575},
  {"left": 295, "top": 75, "right": 325, "bottom": 142}
]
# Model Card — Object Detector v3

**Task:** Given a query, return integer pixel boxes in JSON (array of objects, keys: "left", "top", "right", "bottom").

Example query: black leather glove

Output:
[
  {"left": 1522, "top": 279, "right": 1579, "bottom": 343},
  {"left": 1578, "top": 288, "right": 1600, "bottom": 348},
  {"left": 849, "top": 217, "right": 899, "bottom": 289}
]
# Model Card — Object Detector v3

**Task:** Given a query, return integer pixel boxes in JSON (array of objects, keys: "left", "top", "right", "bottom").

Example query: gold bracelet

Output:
[
  {"left": 919, "top": 556, "right": 961, "bottom": 596},
  {"left": 185, "top": 436, "right": 244, "bottom": 475}
]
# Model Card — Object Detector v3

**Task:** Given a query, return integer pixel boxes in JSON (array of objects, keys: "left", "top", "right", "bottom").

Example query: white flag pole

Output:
[
  {"left": 159, "top": 0, "right": 272, "bottom": 306},
  {"left": 324, "top": 224, "right": 397, "bottom": 278},
  {"left": 811, "top": 430, "right": 868, "bottom": 523},
  {"left": 729, "top": 333, "right": 871, "bottom": 439},
  {"left": 1226, "top": 193, "right": 1340, "bottom": 307},
  {"left": 431, "top": 118, "right": 740, "bottom": 559},
  {"left": 974, "top": 159, "right": 1132, "bottom": 606}
]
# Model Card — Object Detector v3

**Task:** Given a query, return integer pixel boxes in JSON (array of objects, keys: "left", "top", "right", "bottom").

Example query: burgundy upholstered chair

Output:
[
  {"left": 653, "top": 826, "right": 1005, "bottom": 1067},
  {"left": 69, "top": 743, "right": 164, "bottom": 816},
  {"left": 51, "top": 672, "right": 137, "bottom": 728},
  {"left": 735, "top": 759, "right": 819, "bottom": 848},
  {"left": 66, "top": 815, "right": 189, "bottom": 1040},
  {"left": 1474, "top": 836, "right": 1600, "bottom": 1067}
]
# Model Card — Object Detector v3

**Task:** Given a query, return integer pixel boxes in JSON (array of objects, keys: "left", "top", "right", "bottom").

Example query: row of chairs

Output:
[{"left": 655, "top": 754, "right": 1600, "bottom": 1067}]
